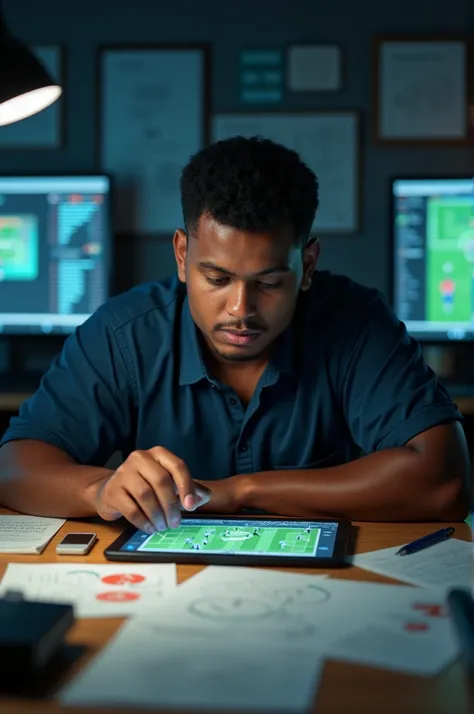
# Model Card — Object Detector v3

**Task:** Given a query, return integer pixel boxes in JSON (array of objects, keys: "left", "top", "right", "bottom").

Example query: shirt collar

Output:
[
  {"left": 262, "top": 321, "right": 295, "bottom": 387},
  {"left": 179, "top": 295, "right": 209, "bottom": 386},
  {"left": 179, "top": 293, "right": 296, "bottom": 387}
]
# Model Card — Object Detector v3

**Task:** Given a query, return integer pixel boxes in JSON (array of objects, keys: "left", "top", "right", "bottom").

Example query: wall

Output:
[{"left": 2, "top": 0, "right": 472, "bottom": 299}]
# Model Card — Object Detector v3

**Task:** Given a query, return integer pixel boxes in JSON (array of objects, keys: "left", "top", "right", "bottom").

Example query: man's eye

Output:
[
  {"left": 206, "top": 277, "right": 229, "bottom": 286},
  {"left": 205, "top": 277, "right": 284, "bottom": 289},
  {"left": 259, "top": 281, "right": 283, "bottom": 290}
]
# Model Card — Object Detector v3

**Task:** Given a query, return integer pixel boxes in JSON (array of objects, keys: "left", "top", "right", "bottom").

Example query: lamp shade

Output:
[{"left": 0, "top": 33, "right": 61, "bottom": 126}]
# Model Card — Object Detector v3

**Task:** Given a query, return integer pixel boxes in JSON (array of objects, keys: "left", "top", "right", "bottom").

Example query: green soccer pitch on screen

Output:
[
  {"left": 139, "top": 523, "right": 320, "bottom": 557},
  {"left": 392, "top": 178, "right": 474, "bottom": 343}
]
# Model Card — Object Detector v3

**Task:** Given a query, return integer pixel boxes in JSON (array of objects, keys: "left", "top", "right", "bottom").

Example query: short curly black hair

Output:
[{"left": 180, "top": 136, "right": 319, "bottom": 245}]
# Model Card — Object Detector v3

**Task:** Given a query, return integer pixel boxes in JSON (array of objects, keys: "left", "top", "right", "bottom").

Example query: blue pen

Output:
[{"left": 396, "top": 527, "right": 455, "bottom": 556}]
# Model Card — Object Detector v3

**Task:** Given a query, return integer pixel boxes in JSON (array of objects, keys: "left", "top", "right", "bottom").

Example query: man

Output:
[{"left": 0, "top": 137, "right": 469, "bottom": 532}]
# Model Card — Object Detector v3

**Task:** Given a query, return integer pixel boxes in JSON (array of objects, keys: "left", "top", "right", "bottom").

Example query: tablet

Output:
[{"left": 104, "top": 515, "right": 353, "bottom": 567}]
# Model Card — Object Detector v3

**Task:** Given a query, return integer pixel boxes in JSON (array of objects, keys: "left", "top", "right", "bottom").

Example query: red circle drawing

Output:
[
  {"left": 404, "top": 621, "right": 429, "bottom": 632},
  {"left": 412, "top": 603, "right": 446, "bottom": 618},
  {"left": 96, "top": 591, "right": 141, "bottom": 602},
  {"left": 101, "top": 573, "right": 146, "bottom": 586}
]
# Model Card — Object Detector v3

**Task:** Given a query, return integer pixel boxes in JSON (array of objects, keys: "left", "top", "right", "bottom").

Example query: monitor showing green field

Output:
[
  {"left": 426, "top": 197, "right": 474, "bottom": 323},
  {"left": 393, "top": 178, "right": 474, "bottom": 341},
  {"left": 138, "top": 522, "right": 321, "bottom": 558},
  {"left": 0, "top": 214, "right": 39, "bottom": 281}
]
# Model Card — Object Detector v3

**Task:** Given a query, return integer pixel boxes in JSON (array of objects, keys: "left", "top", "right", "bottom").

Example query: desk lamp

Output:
[{"left": 0, "top": 0, "right": 61, "bottom": 126}]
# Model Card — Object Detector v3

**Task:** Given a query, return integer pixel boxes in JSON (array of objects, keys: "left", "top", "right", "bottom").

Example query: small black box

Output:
[{"left": 0, "top": 597, "right": 74, "bottom": 677}]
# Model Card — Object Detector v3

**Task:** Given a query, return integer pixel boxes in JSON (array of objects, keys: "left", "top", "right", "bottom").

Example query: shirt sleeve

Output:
[
  {"left": 0, "top": 307, "right": 135, "bottom": 466},
  {"left": 340, "top": 295, "right": 463, "bottom": 454}
]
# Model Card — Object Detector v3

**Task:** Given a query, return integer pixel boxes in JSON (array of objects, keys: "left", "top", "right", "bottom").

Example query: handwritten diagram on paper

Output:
[
  {"left": 0, "top": 563, "right": 177, "bottom": 618},
  {"left": 213, "top": 113, "right": 359, "bottom": 234},
  {"left": 148, "top": 566, "right": 459, "bottom": 674},
  {"left": 185, "top": 576, "right": 331, "bottom": 639}
]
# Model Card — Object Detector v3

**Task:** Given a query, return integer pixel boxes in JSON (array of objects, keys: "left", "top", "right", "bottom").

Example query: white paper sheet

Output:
[
  {"left": 59, "top": 566, "right": 460, "bottom": 710},
  {"left": 147, "top": 566, "right": 459, "bottom": 675},
  {"left": 351, "top": 538, "right": 471, "bottom": 590},
  {"left": 0, "top": 563, "right": 176, "bottom": 618},
  {"left": 0, "top": 515, "right": 66, "bottom": 553},
  {"left": 379, "top": 41, "right": 466, "bottom": 139},
  {"left": 60, "top": 617, "right": 322, "bottom": 712}
]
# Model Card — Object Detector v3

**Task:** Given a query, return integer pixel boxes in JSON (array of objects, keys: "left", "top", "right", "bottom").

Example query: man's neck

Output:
[{"left": 202, "top": 343, "right": 270, "bottom": 405}]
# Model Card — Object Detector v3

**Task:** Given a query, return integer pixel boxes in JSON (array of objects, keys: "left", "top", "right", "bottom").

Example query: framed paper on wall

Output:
[
  {"left": 0, "top": 45, "right": 65, "bottom": 149},
  {"left": 212, "top": 111, "right": 360, "bottom": 234},
  {"left": 286, "top": 44, "right": 342, "bottom": 92},
  {"left": 374, "top": 37, "right": 471, "bottom": 145},
  {"left": 97, "top": 44, "right": 210, "bottom": 235}
]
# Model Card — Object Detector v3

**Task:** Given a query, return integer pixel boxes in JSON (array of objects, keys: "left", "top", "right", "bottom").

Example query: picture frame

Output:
[
  {"left": 286, "top": 44, "right": 343, "bottom": 93},
  {"left": 0, "top": 45, "right": 65, "bottom": 150},
  {"left": 212, "top": 110, "right": 361, "bottom": 235},
  {"left": 374, "top": 37, "right": 472, "bottom": 145},
  {"left": 239, "top": 49, "right": 283, "bottom": 105},
  {"left": 96, "top": 44, "right": 210, "bottom": 235}
]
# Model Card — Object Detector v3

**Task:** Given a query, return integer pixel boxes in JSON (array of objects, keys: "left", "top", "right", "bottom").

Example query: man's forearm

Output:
[
  {"left": 0, "top": 441, "right": 112, "bottom": 518},
  {"left": 238, "top": 445, "right": 469, "bottom": 522}
]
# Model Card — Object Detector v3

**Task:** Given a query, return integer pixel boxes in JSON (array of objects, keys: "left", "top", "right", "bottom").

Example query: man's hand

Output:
[
  {"left": 194, "top": 476, "right": 246, "bottom": 514},
  {"left": 94, "top": 447, "right": 210, "bottom": 533}
]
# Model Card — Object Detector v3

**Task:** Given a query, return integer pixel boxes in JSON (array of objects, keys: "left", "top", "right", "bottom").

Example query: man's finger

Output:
[
  {"left": 149, "top": 446, "right": 197, "bottom": 510},
  {"left": 108, "top": 489, "right": 156, "bottom": 535},
  {"left": 176, "top": 483, "right": 211, "bottom": 511},
  {"left": 128, "top": 452, "right": 181, "bottom": 528},
  {"left": 125, "top": 476, "right": 168, "bottom": 532}
]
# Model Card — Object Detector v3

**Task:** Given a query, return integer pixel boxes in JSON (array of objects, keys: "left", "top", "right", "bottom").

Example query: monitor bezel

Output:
[
  {"left": 389, "top": 175, "right": 474, "bottom": 344},
  {"left": 0, "top": 171, "right": 114, "bottom": 337}
]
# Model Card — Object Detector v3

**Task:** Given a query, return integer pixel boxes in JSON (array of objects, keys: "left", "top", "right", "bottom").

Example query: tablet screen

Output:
[{"left": 118, "top": 518, "right": 339, "bottom": 559}]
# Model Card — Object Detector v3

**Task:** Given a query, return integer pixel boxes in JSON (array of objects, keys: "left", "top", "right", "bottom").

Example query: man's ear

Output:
[
  {"left": 301, "top": 238, "right": 320, "bottom": 291},
  {"left": 173, "top": 229, "right": 187, "bottom": 283}
]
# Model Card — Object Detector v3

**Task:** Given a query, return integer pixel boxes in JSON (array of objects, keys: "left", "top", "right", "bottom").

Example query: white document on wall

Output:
[
  {"left": 379, "top": 41, "right": 467, "bottom": 140},
  {"left": 213, "top": 112, "right": 359, "bottom": 233},
  {"left": 100, "top": 47, "right": 207, "bottom": 234},
  {"left": 287, "top": 45, "right": 342, "bottom": 92},
  {"left": 0, "top": 563, "right": 176, "bottom": 618},
  {"left": 351, "top": 538, "right": 471, "bottom": 590},
  {"left": 0, "top": 516, "right": 65, "bottom": 553}
]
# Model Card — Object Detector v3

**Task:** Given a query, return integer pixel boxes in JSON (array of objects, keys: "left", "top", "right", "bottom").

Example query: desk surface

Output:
[{"left": 0, "top": 513, "right": 471, "bottom": 714}]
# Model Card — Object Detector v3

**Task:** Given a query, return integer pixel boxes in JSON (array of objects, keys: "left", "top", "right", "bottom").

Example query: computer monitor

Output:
[
  {"left": 392, "top": 177, "right": 474, "bottom": 342},
  {"left": 0, "top": 175, "right": 112, "bottom": 334}
]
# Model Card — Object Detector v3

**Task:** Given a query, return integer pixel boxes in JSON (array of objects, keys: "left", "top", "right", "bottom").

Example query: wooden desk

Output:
[
  {"left": 0, "top": 515, "right": 471, "bottom": 714},
  {"left": 456, "top": 397, "right": 474, "bottom": 416},
  {"left": 0, "top": 393, "right": 31, "bottom": 412}
]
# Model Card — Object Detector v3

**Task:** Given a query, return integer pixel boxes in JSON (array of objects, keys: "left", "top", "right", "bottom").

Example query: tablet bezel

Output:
[{"left": 104, "top": 514, "right": 354, "bottom": 567}]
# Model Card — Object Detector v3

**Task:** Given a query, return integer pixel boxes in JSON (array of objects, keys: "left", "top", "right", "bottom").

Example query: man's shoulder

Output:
[
  {"left": 307, "top": 270, "right": 383, "bottom": 322},
  {"left": 96, "top": 275, "right": 185, "bottom": 333}
]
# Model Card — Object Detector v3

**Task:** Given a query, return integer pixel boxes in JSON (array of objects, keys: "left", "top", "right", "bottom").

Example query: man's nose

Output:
[{"left": 227, "top": 282, "right": 258, "bottom": 319}]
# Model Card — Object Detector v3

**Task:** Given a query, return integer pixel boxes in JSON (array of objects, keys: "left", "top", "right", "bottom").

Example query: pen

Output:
[{"left": 396, "top": 527, "right": 455, "bottom": 556}]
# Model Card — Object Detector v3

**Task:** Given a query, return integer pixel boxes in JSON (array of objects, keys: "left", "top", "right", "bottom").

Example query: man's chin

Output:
[{"left": 210, "top": 342, "right": 266, "bottom": 363}]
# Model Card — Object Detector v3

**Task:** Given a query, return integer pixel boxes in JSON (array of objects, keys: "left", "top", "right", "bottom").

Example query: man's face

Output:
[{"left": 173, "top": 213, "right": 318, "bottom": 363}]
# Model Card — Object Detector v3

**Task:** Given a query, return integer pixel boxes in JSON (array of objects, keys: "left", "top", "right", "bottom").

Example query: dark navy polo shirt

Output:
[{"left": 0, "top": 272, "right": 462, "bottom": 480}]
